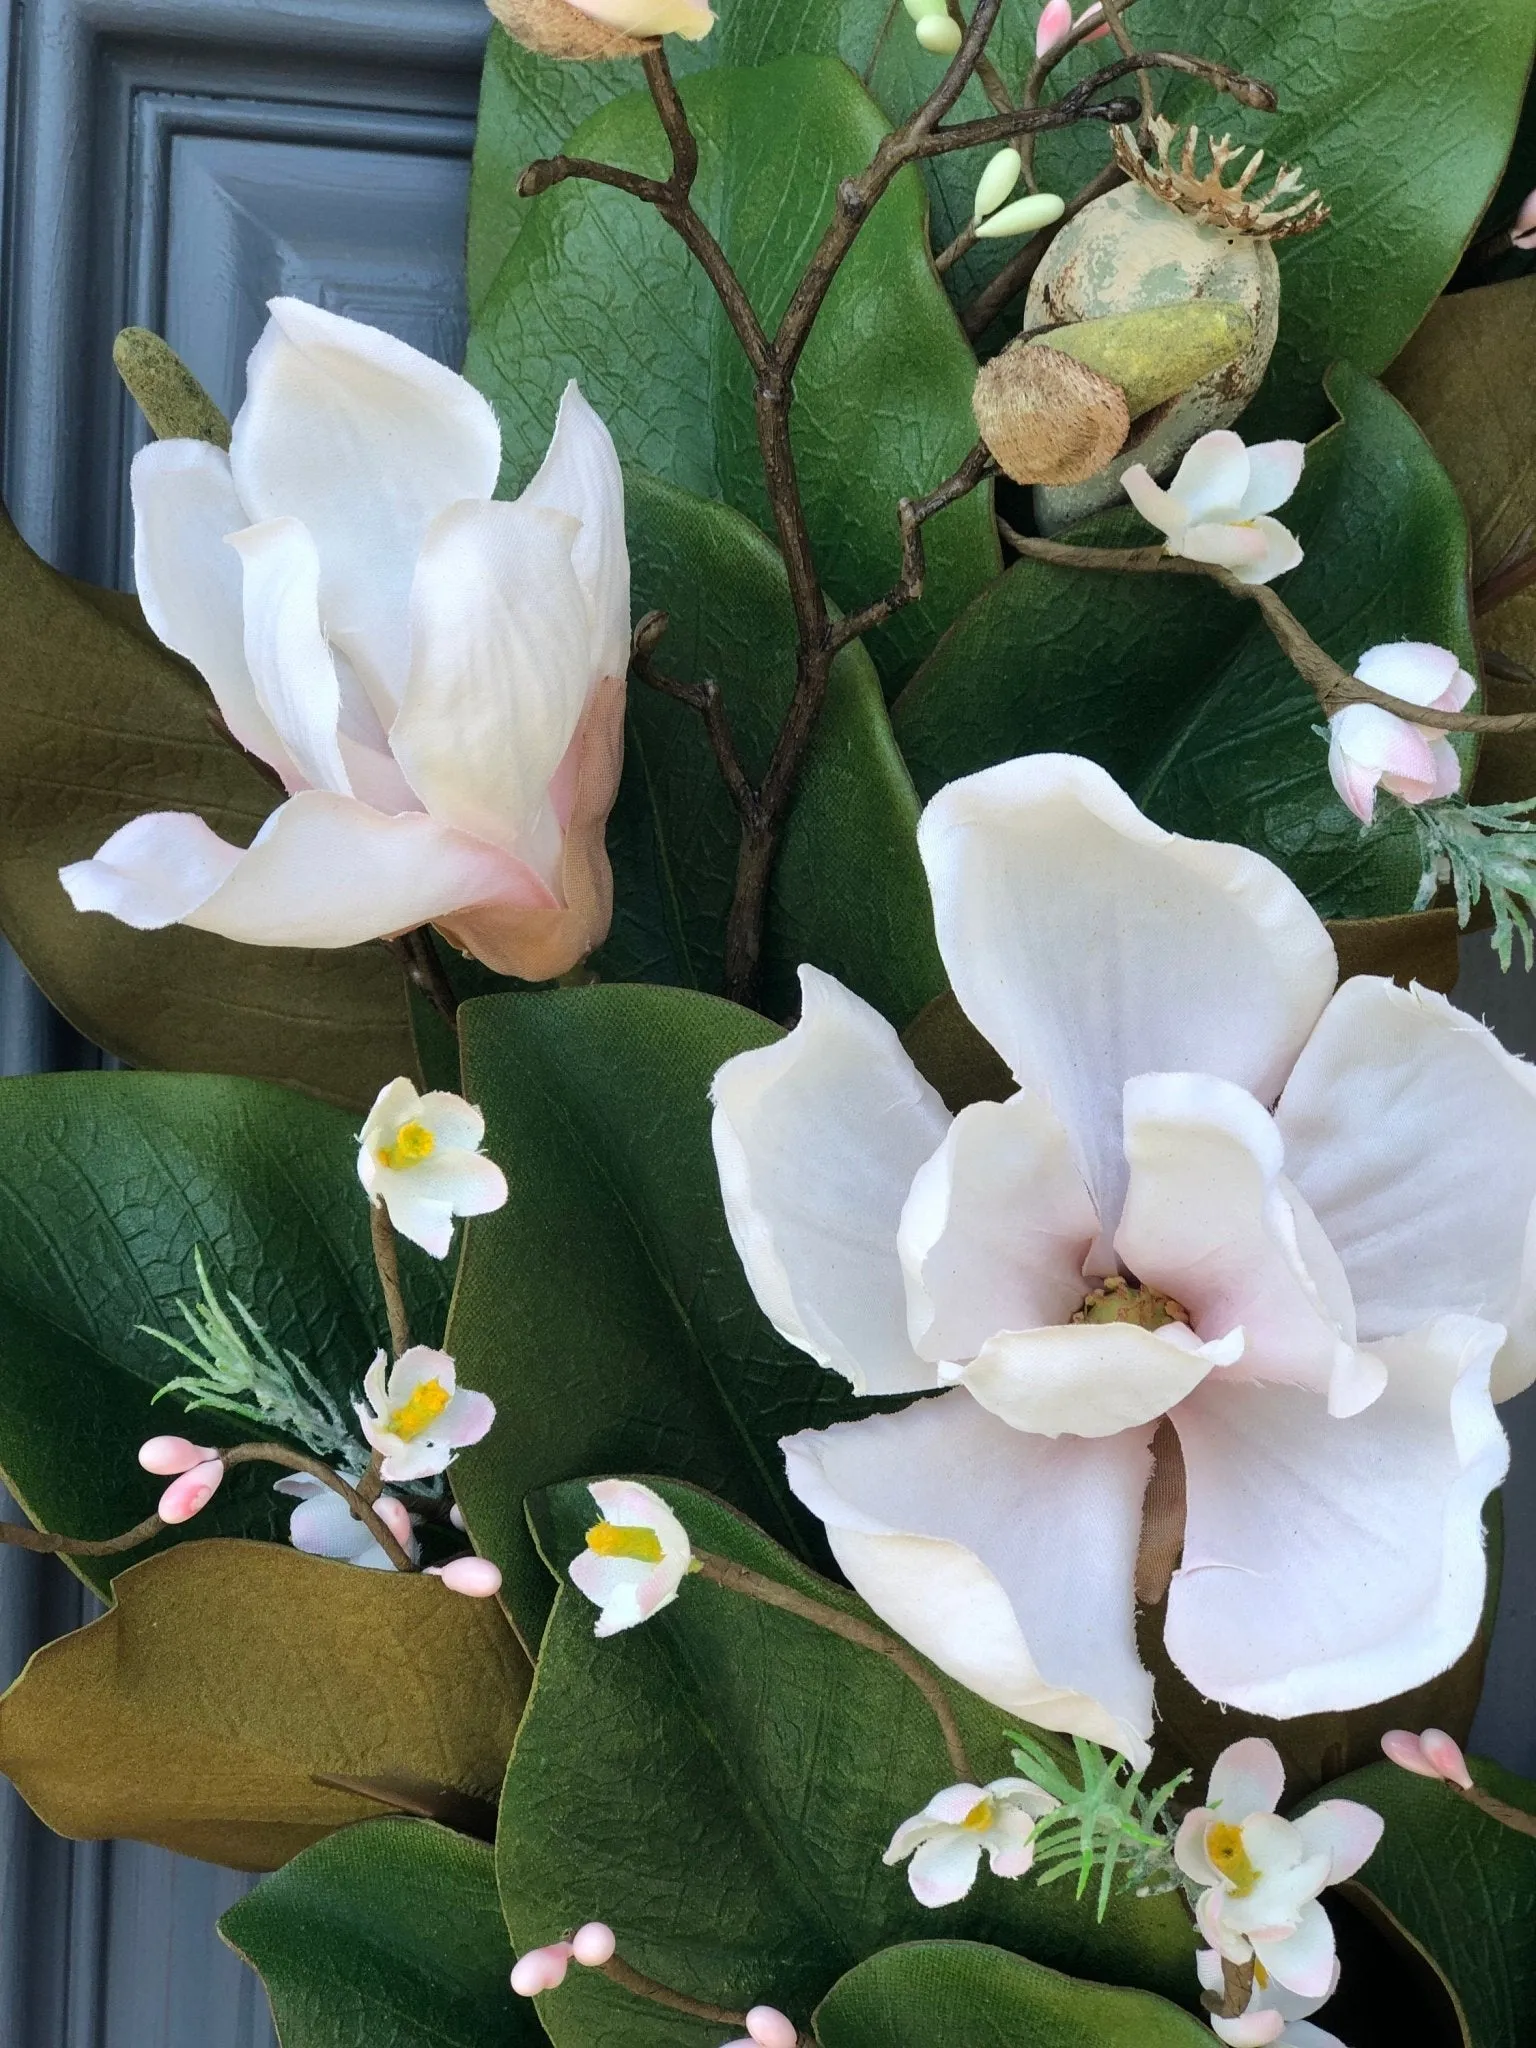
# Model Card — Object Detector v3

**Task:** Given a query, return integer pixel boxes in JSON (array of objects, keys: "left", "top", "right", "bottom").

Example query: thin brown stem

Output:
[
  {"left": 925, "top": 54, "right": 1272, "bottom": 162},
  {"left": 1474, "top": 523, "right": 1536, "bottom": 615},
  {"left": 1454, "top": 1782, "right": 1536, "bottom": 1839},
  {"left": 830, "top": 444, "right": 995, "bottom": 650},
  {"left": 631, "top": 611, "right": 761, "bottom": 828},
  {"left": 369, "top": 1201, "right": 413, "bottom": 1360},
  {"left": 693, "top": 1550, "right": 974, "bottom": 1782},
  {"left": 387, "top": 928, "right": 459, "bottom": 1032},
  {"left": 934, "top": 218, "right": 980, "bottom": 275},
  {"left": 1020, "top": 0, "right": 1145, "bottom": 190},
  {"left": 1096, "top": 0, "right": 1155, "bottom": 132},
  {"left": 944, "top": 0, "right": 1012, "bottom": 112},
  {"left": 962, "top": 160, "right": 1126, "bottom": 338},
  {"left": 599, "top": 1954, "right": 753, "bottom": 2029}
]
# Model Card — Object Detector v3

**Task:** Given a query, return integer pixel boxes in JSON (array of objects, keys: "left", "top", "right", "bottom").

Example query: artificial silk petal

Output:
[
  {"left": 782, "top": 1391, "right": 1155, "bottom": 1757},
  {"left": 897, "top": 1092, "right": 1097, "bottom": 1364},
  {"left": 916, "top": 756, "right": 1337, "bottom": 1249},
  {"left": 573, "top": 0, "right": 715, "bottom": 34},
  {"left": 1277, "top": 977, "right": 1536, "bottom": 1400},
  {"left": 1187, "top": 514, "right": 1303, "bottom": 585},
  {"left": 1163, "top": 430, "right": 1252, "bottom": 524},
  {"left": 1292, "top": 1800, "right": 1384, "bottom": 1884},
  {"left": 229, "top": 296, "right": 502, "bottom": 717},
  {"left": 1120, "top": 463, "right": 1179, "bottom": 534},
  {"left": 226, "top": 517, "right": 350, "bottom": 796},
  {"left": 60, "top": 811, "right": 243, "bottom": 927},
  {"left": 1165, "top": 1314, "right": 1508, "bottom": 1716},
  {"left": 1326, "top": 702, "right": 1441, "bottom": 817},
  {"left": 1236, "top": 442, "right": 1306, "bottom": 519},
  {"left": 1117, "top": 1073, "right": 1384, "bottom": 1418},
  {"left": 514, "top": 380, "right": 631, "bottom": 683},
  {"left": 711, "top": 966, "right": 949, "bottom": 1396},
  {"left": 1251, "top": 1899, "right": 1337, "bottom": 2001},
  {"left": 1172, "top": 521, "right": 1274, "bottom": 573},
  {"left": 1206, "top": 1736, "right": 1286, "bottom": 1820},
  {"left": 952, "top": 1321, "right": 1220, "bottom": 1438},
  {"left": 906, "top": 1832, "right": 985, "bottom": 1908},
  {"left": 129, "top": 439, "right": 300, "bottom": 784},
  {"left": 1354, "top": 640, "right": 1468, "bottom": 711},
  {"left": 391, "top": 499, "right": 592, "bottom": 885}
]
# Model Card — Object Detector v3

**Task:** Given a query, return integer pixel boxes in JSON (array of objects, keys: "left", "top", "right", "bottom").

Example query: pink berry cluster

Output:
[{"left": 510, "top": 1924, "right": 799, "bottom": 2046}]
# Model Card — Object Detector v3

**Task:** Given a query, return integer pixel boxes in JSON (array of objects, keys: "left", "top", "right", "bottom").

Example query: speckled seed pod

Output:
[
  {"left": 1023, "top": 181, "right": 1279, "bottom": 532},
  {"left": 487, "top": 0, "right": 653, "bottom": 60}
]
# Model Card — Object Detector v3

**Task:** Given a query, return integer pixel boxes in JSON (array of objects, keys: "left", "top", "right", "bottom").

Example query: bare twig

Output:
[
  {"left": 934, "top": 219, "right": 980, "bottom": 275},
  {"left": 369, "top": 1200, "right": 412, "bottom": 1361},
  {"left": 1020, "top": 0, "right": 1145, "bottom": 190},
  {"left": 630, "top": 612, "right": 760, "bottom": 827},
  {"left": 1096, "top": 0, "right": 1155, "bottom": 133},
  {"left": 599, "top": 1953, "right": 754, "bottom": 2029},
  {"left": 387, "top": 928, "right": 459, "bottom": 1031},
  {"left": 830, "top": 445, "right": 995, "bottom": 650}
]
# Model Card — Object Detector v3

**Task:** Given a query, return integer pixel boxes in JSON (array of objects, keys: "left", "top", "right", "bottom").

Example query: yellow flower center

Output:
[
  {"left": 387, "top": 1378, "right": 452, "bottom": 1441},
  {"left": 586, "top": 1521, "right": 665, "bottom": 1566},
  {"left": 1206, "top": 1821, "right": 1259, "bottom": 1896},
  {"left": 1073, "top": 1273, "right": 1190, "bottom": 1331},
  {"left": 377, "top": 1119, "right": 436, "bottom": 1171},
  {"left": 961, "top": 1797, "right": 995, "bottom": 1833}
]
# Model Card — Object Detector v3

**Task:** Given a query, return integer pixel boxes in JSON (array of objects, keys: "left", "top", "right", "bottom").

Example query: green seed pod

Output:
[
  {"left": 1031, "top": 301, "right": 1254, "bottom": 422},
  {"left": 112, "top": 329, "right": 231, "bottom": 449}
]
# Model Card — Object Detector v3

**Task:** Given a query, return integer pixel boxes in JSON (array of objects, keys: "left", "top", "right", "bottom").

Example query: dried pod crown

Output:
[{"left": 1112, "top": 116, "right": 1330, "bottom": 240}]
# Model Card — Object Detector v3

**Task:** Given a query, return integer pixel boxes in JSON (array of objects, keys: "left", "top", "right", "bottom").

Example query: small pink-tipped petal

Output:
[
  {"left": 1294, "top": 1798, "right": 1384, "bottom": 1882},
  {"left": 571, "top": 1922, "right": 616, "bottom": 1968},
  {"left": 1236, "top": 441, "right": 1306, "bottom": 519},
  {"left": 1421, "top": 1727, "right": 1474, "bottom": 1789},
  {"left": 1228, "top": 514, "right": 1304, "bottom": 586},
  {"left": 1356, "top": 640, "right": 1466, "bottom": 710},
  {"left": 438, "top": 1555, "right": 504, "bottom": 1598},
  {"left": 1251, "top": 1898, "right": 1337, "bottom": 2000},
  {"left": 1173, "top": 521, "right": 1273, "bottom": 574},
  {"left": 373, "top": 1497, "right": 414, "bottom": 1548},
  {"left": 1212, "top": 2012, "right": 1286, "bottom": 2048},
  {"left": 1121, "top": 461, "right": 1181, "bottom": 538},
  {"left": 510, "top": 1943, "right": 574, "bottom": 1996},
  {"left": 1035, "top": 0, "right": 1073, "bottom": 55},
  {"left": 158, "top": 1459, "right": 225, "bottom": 1523},
  {"left": 1381, "top": 1728, "right": 1437, "bottom": 1777},
  {"left": 1207, "top": 1736, "right": 1287, "bottom": 1821},
  {"left": 138, "top": 1435, "right": 217, "bottom": 1476},
  {"left": 1423, "top": 734, "right": 1465, "bottom": 802},
  {"left": 745, "top": 2008, "right": 798, "bottom": 2048}
]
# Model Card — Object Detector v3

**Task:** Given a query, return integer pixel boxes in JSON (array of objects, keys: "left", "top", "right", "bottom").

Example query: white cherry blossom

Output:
[
  {"left": 711, "top": 755, "right": 1523, "bottom": 1756},
  {"left": 883, "top": 1777, "right": 1059, "bottom": 1906},
  {"left": 358, "top": 1077, "right": 507, "bottom": 1258},
  {"left": 1197, "top": 1948, "right": 1345, "bottom": 2048},
  {"left": 356, "top": 1347, "right": 495, "bottom": 1482},
  {"left": 1123, "top": 429, "right": 1305, "bottom": 584},
  {"left": 569, "top": 1479, "right": 693, "bottom": 1637},
  {"left": 61, "top": 299, "right": 629, "bottom": 983},
  {"left": 1328, "top": 642, "right": 1474, "bottom": 823}
]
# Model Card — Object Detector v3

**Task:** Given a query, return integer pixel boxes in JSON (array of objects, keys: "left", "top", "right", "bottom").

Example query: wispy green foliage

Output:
[
  {"left": 1009, "top": 1732, "right": 1190, "bottom": 1922},
  {"left": 1409, "top": 795, "right": 1536, "bottom": 968}
]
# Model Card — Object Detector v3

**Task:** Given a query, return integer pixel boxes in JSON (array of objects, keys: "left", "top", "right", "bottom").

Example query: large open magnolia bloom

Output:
[
  {"left": 711, "top": 756, "right": 1524, "bottom": 1758},
  {"left": 60, "top": 299, "right": 629, "bottom": 981}
]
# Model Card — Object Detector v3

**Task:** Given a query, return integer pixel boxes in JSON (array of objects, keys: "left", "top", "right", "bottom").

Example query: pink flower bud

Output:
[
  {"left": 571, "top": 1921, "right": 616, "bottom": 1967},
  {"left": 449, "top": 1502, "right": 467, "bottom": 1531},
  {"left": 1514, "top": 186, "right": 1536, "bottom": 251},
  {"left": 1381, "top": 1729, "right": 1438, "bottom": 1777},
  {"left": 157, "top": 1459, "right": 225, "bottom": 1523},
  {"left": 138, "top": 1435, "right": 217, "bottom": 1476},
  {"left": 436, "top": 1555, "right": 503, "bottom": 1598},
  {"left": 1421, "top": 1727, "right": 1474, "bottom": 1790},
  {"left": 746, "top": 2008, "right": 799, "bottom": 2048},
  {"left": 510, "top": 1943, "right": 574, "bottom": 1997},
  {"left": 1035, "top": 0, "right": 1072, "bottom": 54},
  {"left": 372, "top": 1497, "right": 414, "bottom": 1548}
]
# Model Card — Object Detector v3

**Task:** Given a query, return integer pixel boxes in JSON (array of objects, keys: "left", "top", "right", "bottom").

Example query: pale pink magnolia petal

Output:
[
  {"left": 1420, "top": 1727, "right": 1474, "bottom": 1789},
  {"left": 1207, "top": 1737, "right": 1286, "bottom": 1822},
  {"left": 711, "top": 966, "right": 950, "bottom": 1396},
  {"left": 227, "top": 517, "right": 350, "bottom": 796},
  {"left": 1277, "top": 977, "right": 1536, "bottom": 1400},
  {"left": 897, "top": 1092, "right": 1098, "bottom": 1364},
  {"left": 230, "top": 297, "right": 503, "bottom": 717},
  {"left": 130, "top": 439, "right": 301, "bottom": 785},
  {"left": 1164, "top": 430, "right": 1252, "bottom": 523},
  {"left": 1327, "top": 702, "right": 1440, "bottom": 817},
  {"left": 1166, "top": 1314, "right": 1508, "bottom": 1716},
  {"left": 782, "top": 1391, "right": 1156, "bottom": 1758},
  {"left": 1174, "top": 1807, "right": 1221, "bottom": 1887},
  {"left": 952, "top": 1320, "right": 1222, "bottom": 1437},
  {"left": 1227, "top": 514, "right": 1304, "bottom": 585},
  {"left": 1380, "top": 1728, "right": 1438, "bottom": 1777},
  {"left": 1235, "top": 442, "right": 1306, "bottom": 518},
  {"left": 1293, "top": 1799, "right": 1384, "bottom": 1883},
  {"left": 1354, "top": 640, "right": 1467, "bottom": 711},
  {"left": 514, "top": 381, "right": 630, "bottom": 683},
  {"left": 1212, "top": 2010, "right": 1287, "bottom": 2047},
  {"left": 1421, "top": 733, "right": 1465, "bottom": 801},
  {"left": 61, "top": 811, "right": 243, "bottom": 927},
  {"left": 916, "top": 756, "right": 1337, "bottom": 1251},
  {"left": 744, "top": 2008, "right": 798, "bottom": 2048}
]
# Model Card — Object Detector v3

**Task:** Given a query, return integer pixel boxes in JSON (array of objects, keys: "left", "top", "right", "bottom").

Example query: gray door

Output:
[{"left": 0, "top": 2, "right": 487, "bottom": 2040}]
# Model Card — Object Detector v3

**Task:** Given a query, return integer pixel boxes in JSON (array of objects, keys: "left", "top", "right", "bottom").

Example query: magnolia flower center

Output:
[
  {"left": 586, "top": 1521, "right": 665, "bottom": 1566},
  {"left": 1206, "top": 1821, "right": 1260, "bottom": 1896},
  {"left": 387, "top": 1378, "right": 452, "bottom": 1441},
  {"left": 961, "top": 1797, "right": 996, "bottom": 1832},
  {"left": 1072, "top": 1273, "right": 1191, "bottom": 1332},
  {"left": 378, "top": 1119, "right": 436, "bottom": 1171}
]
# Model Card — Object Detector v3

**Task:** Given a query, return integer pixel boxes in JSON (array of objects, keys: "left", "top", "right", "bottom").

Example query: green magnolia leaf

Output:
[
  {"left": 0, "top": 504, "right": 415, "bottom": 1109},
  {"left": 222, "top": 1819, "right": 543, "bottom": 2047},
  {"left": 466, "top": 54, "right": 999, "bottom": 691},
  {"left": 0, "top": 1541, "right": 529, "bottom": 1870},
  {"left": 446, "top": 986, "right": 875, "bottom": 1640},
  {"left": 498, "top": 1480, "right": 1196, "bottom": 2048},
  {"left": 601, "top": 471, "right": 943, "bottom": 1023},
  {"left": 1032, "top": 0, "right": 1536, "bottom": 435},
  {"left": 1293, "top": 1757, "right": 1536, "bottom": 2048},
  {"left": 811, "top": 1940, "right": 1211, "bottom": 2048},
  {"left": 893, "top": 364, "right": 1477, "bottom": 919},
  {"left": 0, "top": 1070, "right": 448, "bottom": 1595}
]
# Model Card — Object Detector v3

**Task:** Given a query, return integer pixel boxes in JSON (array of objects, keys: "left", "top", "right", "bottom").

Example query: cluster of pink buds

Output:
[
  {"left": 510, "top": 1920, "right": 617, "bottom": 1995},
  {"left": 1381, "top": 1726, "right": 1474, "bottom": 1790},
  {"left": 1035, "top": 0, "right": 1108, "bottom": 58},
  {"left": 139, "top": 1436, "right": 224, "bottom": 1521}
]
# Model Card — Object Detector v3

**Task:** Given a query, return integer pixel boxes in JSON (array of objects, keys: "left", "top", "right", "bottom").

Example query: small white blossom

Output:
[
  {"left": 274, "top": 1473, "right": 417, "bottom": 1570},
  {"left": 358, "top": 1077, "right": 507, "bottom": 1258},
  {"left": 1197, "top": 1948, "right": 1345, "bottom": 2047},
  {"left": 1175, "top": 1739, "right": 1381, "bottom": 2001},
  {"left": 883, "top": 1777, "right": 1059, "bottom": 1907},
  {"left": 1123, "top": 430, "right": 1305, "bottom": 585},
  {"left": 568, "top": 1479, "right": 693, "bottom": 1636},
  {"left": 355, "top": 1346, "right": 495, "bottom": 1482},
  {"left": 1327, "top": 642, "right": 1473, "bottom": 824}
]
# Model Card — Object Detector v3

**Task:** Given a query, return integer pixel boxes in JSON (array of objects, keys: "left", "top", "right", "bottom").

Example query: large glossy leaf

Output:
[
  {"left": 466, "top": 54, "right": 999, "bottom": 691},
  {"left": 1032, "top": 0, "right": 1536, "bottom": 436},
  {"left": 893, "top": 364, "right": 1477, "bottom": 919},
  {"left": 0, "top": 1070, "right": 449, "bottom": 1596},
  {"left": 1293, "top": 1757, "right": 1536, "bottom": 2048},
  {"left": 0, "top": 504, "right": 414, "bottom": 1108},
  {"left": 446, "top": 986, "right": 873, "bottom": 1640},
  {"left": 812, "top": 1940, "right": 1211, "bottom": 2048},
  {"left": 222, "top": 1819, "right": 543, "bottom": 2047},
  {"left": 601, "top": 472, "right": 943, "bottom": 1023},
  {"left": 0, "top": 1541, "right": 528, "bottom": 1870},
  {"left": 498, "top": 1479, "right": 1196, "bottom": 2048}
]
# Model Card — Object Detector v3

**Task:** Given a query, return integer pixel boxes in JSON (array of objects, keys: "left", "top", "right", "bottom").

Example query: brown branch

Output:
[
  {"left": 1020, "top": 0, "right": 1144, "bottom": 190},
  {"left": 830, "top": 444, "right": 995, "bottom": 650},
  {"left": 923, "top": 54, "right": 1272, "bottom": 162},
  {"left": 599, "top": 1954, "right": 753, "bottom": 2029},
  {"left": 934, "top": 219, "right": 980, "bottom": 275},
  {"left": 1454, "top": 1782, "right": 1536, "bottom": 1839},
  {"left": 693, "top": 1550, "right": 974, "bottom": 1782},
  {"left": 369, "top": 1200, "right": 412, "bottom": 1360},
  {"left": 962, "top": 160, "right": 1126, "bottom": 337},
  {"left": 1096, "top": 0, "right": 1155, "bottom": 132},
  {"left": 1474, "top": 523, "right": 1536, "bottom": 615},
  {"left": 387, "top": 928, "right": 459, "bottom": 1031},
  {"left": 631, "top": 611, "right": 760, "bottom": 828}
]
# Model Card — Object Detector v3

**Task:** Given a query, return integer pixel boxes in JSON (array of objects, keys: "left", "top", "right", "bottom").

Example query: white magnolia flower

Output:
[
  {"left": 883, "top": 1777, "right": 1059, "bottom": 1907},
  {"left": 356, "top": 1346, "right": 495, "bottom": 1482},
  {"left": 1328, "top": 642, "right": 1474, "bottom": 823},
  {"left": 1196, "top": 1948, "right": 1344, "bottom": 2048},
  {"left": 359, "top": 1077, "right": 508, "bottom": 1258},
  {"left": 569, "top": 1479, "right": 693, "bottom": 1637},
  {"left": 487, "top": 0, "right": 713, "bottom": 62},
  {"left": 1176, "top": 1739, "right": 1381, "bottom": 2003},
  {"left": 274, "top": 1474, "right": 417, "bottom": 1571},
  {"left": 1123, "top": 429, "right": 1305, "bottom": 584},
  {"left": 711, "top": 755, "right": 1522, "bottom": 1757},
  {"left": 61, "top": 299, "right": 630, "bottom": 983}
]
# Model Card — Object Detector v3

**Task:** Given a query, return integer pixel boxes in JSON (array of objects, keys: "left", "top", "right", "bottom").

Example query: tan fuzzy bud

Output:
[
  {"left": 486, "top": 0, "right": 653, "bottom": 61},
  {"left": 972, "top": 341, "right": 1130, "bottom": 487},
  {"left": 1036, "top": 302, "right": 1253, "bottom": 422}
]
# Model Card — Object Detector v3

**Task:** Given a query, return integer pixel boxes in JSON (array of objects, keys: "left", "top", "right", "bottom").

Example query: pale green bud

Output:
[
  {"left": 1033, "top": 301, "right": 1254, "bottom": 421},
  {"left": 914, "top": 13, "right": 964, "bottom": 52},
  {"left": 974, "top": 192, "right": 1067, "bottom": 240},
  {"left": 973, "top": 148, "right": 1023, "bottom": 222},
  {"left": 901, "top": 0, "right": 950, "bottom": 18}
]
